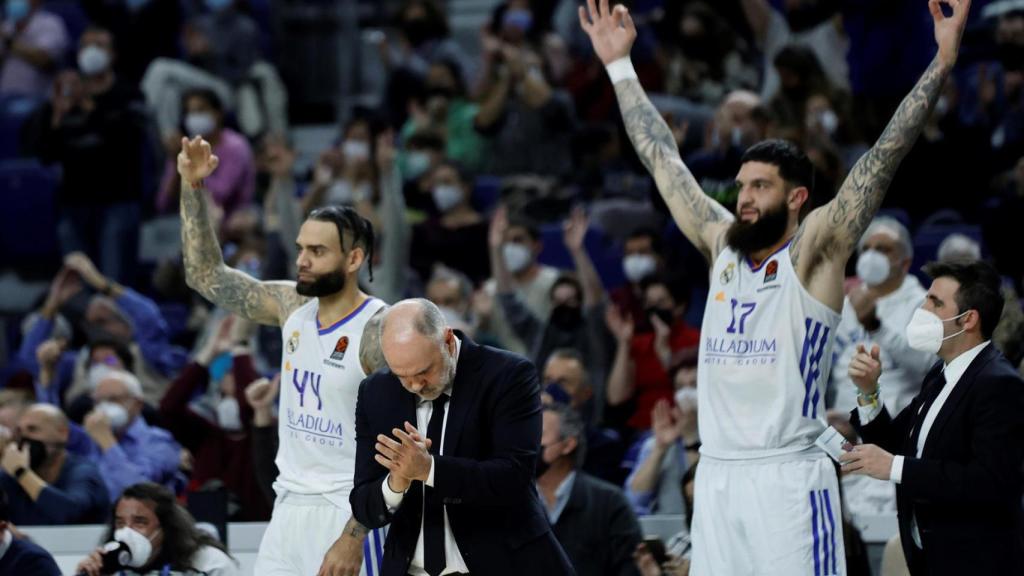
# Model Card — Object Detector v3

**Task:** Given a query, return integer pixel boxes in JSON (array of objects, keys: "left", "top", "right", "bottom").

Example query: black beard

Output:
[
  {"left": 295, "top": 270, "right": 346, "bottom": 297},
  {"left": 725, "top": 200, "right": 790, "bottom": 257}
]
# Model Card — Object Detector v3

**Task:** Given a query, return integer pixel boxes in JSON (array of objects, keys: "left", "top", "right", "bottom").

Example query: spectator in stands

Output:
[
  {"left": 829, "top": 217, "right": 933, "bottom": 416},
  {"left": 156, "top": 88, "right": 254, "bottom": 220},
  {"left": 542, "top": 348, "right": 624, "bottom": 484},
  {"left": 75, "top": 482, "right": 238, "bottom": 576},
  {"left": 82, "top": 369, "right": 182, "bottom": 501},
  {"left": 0, "top": 489, "right": 61, "bottom": 575},
  {"left": 606, "top": 275, "right": 700, "bottom": 431},
  {"left": 157, "top": 315, "right": 271, "bottom": 521},
  {"left": 768, "top": 44, "right": 842, "bottom": 138},
  {"left": 400, "top": 129, "right": 447, "bottom": 214},
  {"left": 612, "top": 227, "right": 667, "bottom": 330},
  {"left": 537, "top": 402, "right": 642, "bottom": 576},
  {"left": 497, "top": 207, "right": 609, "bottom": 375},
  {"left": 622, "top": 371, "right": 698, "bottom": 517},
  {"left": 301, "top": 116, "right": 377, "bottom": 214},
  {"left": 409, "top": 160, "right": 491, "bottom": 284},
  {"left": 17, "top": 253, "right": 187, "bottom": 409},
  {"left": 425, "top": 265, "right": 477, "bottom": 336},
  {"left": 20, "top": 25, "right": 147, "bottom": 283},
  {"left": 0, "top": 404, "right": 107, "bottom": 525},
  {"left": 474, "top": 15, "right": 575, "bottom": 176},
  {"left": 78, "top": 0, "right": 183, "bottom": 85},
  {"left": 0, "top": 0, "right": 68, "bottom": 97},
  {"left": 401, "top": 58, "right": 487, "bottom": 171},
  {"left": 186, "top": 0, "right": 261, "bottom": 85},
  {"left": 478, "top": 206, "right": 560, "bottom": 355}
]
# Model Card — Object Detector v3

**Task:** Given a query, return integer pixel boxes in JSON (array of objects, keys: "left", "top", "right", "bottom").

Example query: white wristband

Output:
[{"left": 605, "top": 57, "right": 638, "bottom": 84}]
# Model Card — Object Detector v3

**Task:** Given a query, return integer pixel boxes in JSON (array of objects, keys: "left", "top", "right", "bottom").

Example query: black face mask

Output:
[
  {"left": 402, "top": 18, "right": 434, "bottom": 47},
  {"left": 549, "top": 304, "right": 582, "bottom": 331},
  {"left": 296, "top": 269, "right": 346, "bottom": 297},
  {"left": 645, "top": 306, "right": 675, "bottom": 327},
  {"left": 19, "top": 438, "right": 48, "bottom": 471},
  {"left": 725, "top": 198, "right": 791, "bottom": 258}
]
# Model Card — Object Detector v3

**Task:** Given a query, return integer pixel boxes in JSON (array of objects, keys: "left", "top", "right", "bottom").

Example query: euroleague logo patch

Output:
[
  {"left": 764, "top": 260, "right": 778, "bottom": 283},
  {"left": 331, "top": 335, "right": 349, "bottom": 361}
]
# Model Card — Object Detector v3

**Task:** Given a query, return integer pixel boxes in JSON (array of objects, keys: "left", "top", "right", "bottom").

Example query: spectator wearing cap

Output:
[
  {"left": 0, "top": 404, "right": 107, "bottom": 525},
  {"left": 80, "top": 370, "right": 182, "bottom": 501}
]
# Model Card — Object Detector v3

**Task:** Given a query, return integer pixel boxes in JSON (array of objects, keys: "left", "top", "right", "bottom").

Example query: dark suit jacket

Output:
[
  {"left": 851, "top": 344, "right": 1024, "bottom": 575},
  {"left": 0, "top": 538, "right": 62, "bottom": 576},
  {"left": 350, "top": 334, "right": 575, "bottom": 576},
  {"left": 551, "top": 471, "right": 642, "bottom": 576}
]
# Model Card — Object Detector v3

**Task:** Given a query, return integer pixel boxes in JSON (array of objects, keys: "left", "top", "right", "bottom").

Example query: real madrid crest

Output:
[
  {"left": 286, "top": 330, "right": 300, "bottom": 354},
  {"left": 720, "top": 262, "right": 736, "bottom": 285}
]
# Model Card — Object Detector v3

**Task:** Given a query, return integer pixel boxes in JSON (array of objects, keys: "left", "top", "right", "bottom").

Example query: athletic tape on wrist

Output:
[{"left": 605, "top": 57, "right": 638, "bottom": 84}]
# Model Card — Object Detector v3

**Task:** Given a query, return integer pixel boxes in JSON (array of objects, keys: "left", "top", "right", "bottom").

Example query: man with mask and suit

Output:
[
  {"left": 0, "top": 404, "right": 107, "bottom": 525},
  {"left": 844, "top": 260, "right": 1024, "bottom": 575},
  {"left": 350, "top": 299, "right": 575, "bottom": 575}
]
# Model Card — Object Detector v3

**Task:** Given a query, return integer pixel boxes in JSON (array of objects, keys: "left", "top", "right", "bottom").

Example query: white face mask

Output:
[
  {"left": 97, "top": 401, "right": 130, "bottom": 431},
  {"left": 405, "top": 151, "right": 431, "bottom": 179},
  {"left": 326, "top": 180, "right": 354, "bottom": 204},
  {"left": 856, "top": 249, "right": 891, "bottom": 287},
  {"left": 622, "top": 254, "right": 657, "bottom": 283},
  {"left": 184, "top": 112, "right": 216, "bottom": 137},
  {"left": 818, "top": 109, "right": 839, "bottom": 134},
  {"left": 432, "top": 184, "right": 463, "bottom": 213},
  {"left": 113, "top": 526, "right": 157, "bottom": 568},
  {"left": 675, "top": 387, "right": 698, "bottom": 411},
  {"left": 905, "top": 308, "right": 969, "bottom": 354},
  {"left": 342, "top": 140, "right": 370, "bottom": 163},
  {"left": 502, "top": 242, "right": 533, "bottom": 274},
  {"left": 217, "top": 397, "right": 242, "bottom": 432},
  {"left": 78, "top": 45, "right": 111, "bottom": 76}
]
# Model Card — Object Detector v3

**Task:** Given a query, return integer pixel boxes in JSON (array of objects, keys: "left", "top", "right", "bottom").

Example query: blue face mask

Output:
[
  {"left": 208, "top": 352, "right": 233, "bottom": 383},
  {"left": 502, "top": 8, "right": 533, "bottom": 33},
  {"left": 543, "top": 382, "right": 571, "bottom": 405},
  {"left": 6, "top": 0, "right": 30, "bottom": 23},
  {"left": 205, "top": 0, "right": 232, "bottom": 12}
]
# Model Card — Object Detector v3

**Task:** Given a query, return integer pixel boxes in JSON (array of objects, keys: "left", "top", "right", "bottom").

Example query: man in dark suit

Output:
[
  {"left": 350, "top": 299, "right": 575, "bottom": 576},
  {"left": 841, "top": 260, "right": 1024, "bottom": 575},
  {"left": 537, "top": 401, "right": 641, "bottom": 576},
  {"left": 0, "top": 489, "right": 61, "bottom": 576}
]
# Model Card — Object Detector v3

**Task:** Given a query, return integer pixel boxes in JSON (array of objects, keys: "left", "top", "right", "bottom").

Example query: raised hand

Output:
[
  {"left": 245, "top": 375, "right": 280, "bottom": 411},
  {"left": 562, "top": 206, "right": 589, "bottom": 254},
  {"left": 42, "top": 267, "right": 83, "bottom": 316},
  {"left": 931, "top": 0, "right": 971, "bottom": 67},
  {"left": 177, "top": 136, "right": 220, "bottom": 186},
  {"left": 651, "top": 399, "right": 681, "bottom": 448},
  {"left": 578, "top": 0, "right": 637, "bottom": 66},
  {"left": 604, "top": 305, "right": 634, "bottom": 344},
  {"left": 376, "top": 130, "right": 396, "bottom": 175},
  {"left": 848, "top": 344, "right": 882, "bottom": 395},
  {"left": 488, "top": 204, "right": 510, "bottom": 251},
  {"left": 64, "top": 252, "right": 105, "bottom": 291}
]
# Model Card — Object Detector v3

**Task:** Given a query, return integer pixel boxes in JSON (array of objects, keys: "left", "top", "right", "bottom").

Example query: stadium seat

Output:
[
  {"left": 0, "top": 94, "right": 42, "bottom": 160},
  {"left": 537, "top": 222, "right": 625, "bottom": 290}
]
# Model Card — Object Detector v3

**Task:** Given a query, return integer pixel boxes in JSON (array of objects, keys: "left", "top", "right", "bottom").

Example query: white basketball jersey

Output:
[
  {"left": 274, "top": 296, "right": 386, "bottom": 503},
  {"left": 698, "top": 243, "right": 840, "bottom": 460}
]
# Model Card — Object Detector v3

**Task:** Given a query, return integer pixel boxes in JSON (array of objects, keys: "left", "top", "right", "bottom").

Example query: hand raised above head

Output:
[{"left": 177, "top": 136, "right": 220, "bottom": 185}]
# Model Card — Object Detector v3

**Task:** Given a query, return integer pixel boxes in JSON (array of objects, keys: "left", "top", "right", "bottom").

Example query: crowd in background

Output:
[{"left": 1, "top": 0, "right": 1024, "bottom": 574}]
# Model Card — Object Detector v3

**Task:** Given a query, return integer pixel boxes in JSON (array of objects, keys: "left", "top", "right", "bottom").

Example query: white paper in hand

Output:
[{"left": 815, "top": 426, "right": 850, "bottom": 463}]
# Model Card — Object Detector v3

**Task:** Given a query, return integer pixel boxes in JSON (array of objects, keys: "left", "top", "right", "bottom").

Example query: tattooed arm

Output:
[
  {"left": 791, "top": 0, "right": 970, "bottom": 307},
  {"left": 579, "top": 0, "right": 733, "bottom": 262},
  {"left": 178, "top": 137, "right": 308, "bottom": 326}
]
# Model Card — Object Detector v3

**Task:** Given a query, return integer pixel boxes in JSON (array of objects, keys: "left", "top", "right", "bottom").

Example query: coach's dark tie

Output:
[
  {"left": 907, "top": 371, "right": 946, "bottom": 451},
  {"left": 423, "top": 393, "right": 449, "bottom": 576}
]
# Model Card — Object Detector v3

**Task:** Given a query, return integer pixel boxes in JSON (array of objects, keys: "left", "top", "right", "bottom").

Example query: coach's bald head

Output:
[{"left": 380, "top": 299, "right": 457, "bottom": 401}]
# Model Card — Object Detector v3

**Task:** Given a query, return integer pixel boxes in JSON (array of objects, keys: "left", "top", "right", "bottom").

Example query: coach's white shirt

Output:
[
  {"left": 858, "top": 340, "right": 991, "bottom": 549},
  {"left": 382, "top": 337, "right": 469, "bottom": 575}
]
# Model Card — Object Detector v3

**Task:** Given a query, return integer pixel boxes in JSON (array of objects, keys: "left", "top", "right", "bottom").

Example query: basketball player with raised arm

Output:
[
  {"left": 177, "top": 136, "right": 387, "bottom": 576},
  {"left": 579, "top": 0, "right": 970, "bottom": 574}
]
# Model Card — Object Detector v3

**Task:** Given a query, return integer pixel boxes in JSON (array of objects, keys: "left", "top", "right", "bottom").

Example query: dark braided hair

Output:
[{"left": 307, "top": 205, "right": 376, "bottom": 281}]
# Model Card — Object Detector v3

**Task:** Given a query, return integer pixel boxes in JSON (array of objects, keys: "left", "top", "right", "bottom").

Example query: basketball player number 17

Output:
[{"left": 727, "top": 299, "right": 757, "bottom": 335}]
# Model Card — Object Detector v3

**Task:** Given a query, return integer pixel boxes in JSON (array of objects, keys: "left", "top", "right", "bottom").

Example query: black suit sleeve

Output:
[
  {"left": 350, "top": 376, "right": 394, "bottom": 529},
  {"left": 900, "top": 374, "right": 1024, "bottom": 506},
  {"left": 849, "top": 403, "right": 917, "bottom": 455},
  {"left": 431, "top": 359, "right": 541, "bottom": 506}
]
